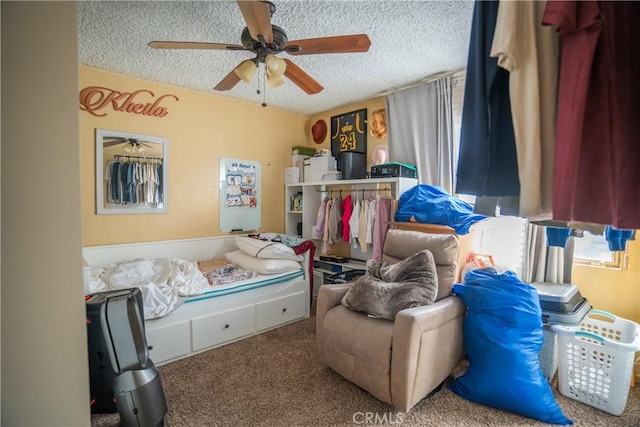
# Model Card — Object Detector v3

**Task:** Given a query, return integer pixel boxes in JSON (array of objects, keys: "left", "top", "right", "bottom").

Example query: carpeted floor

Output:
[{"left": 92, "top": 306, "right": 640, "bottom": 427}]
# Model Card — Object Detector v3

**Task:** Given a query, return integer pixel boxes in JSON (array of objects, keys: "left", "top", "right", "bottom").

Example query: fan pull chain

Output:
[
  {"left": 261, "top": 63, "right": 267, "bottom": 107},
  {"left": 256, "top": 63, "right": 262, "bottom": 95},
  {"left": 254, "top": 63, "right": 267, "bottom": 108}
]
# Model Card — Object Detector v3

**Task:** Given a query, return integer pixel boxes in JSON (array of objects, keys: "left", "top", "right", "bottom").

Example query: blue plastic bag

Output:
[
  {"left": 394, "top": 184, "right": 486, "bottom": 234},
  {"left": 449, "top": 270, "right": 573, "bottom": 425}
]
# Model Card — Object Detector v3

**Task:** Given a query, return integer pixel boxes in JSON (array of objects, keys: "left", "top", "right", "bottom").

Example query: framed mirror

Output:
[{"left": 95, "top": 128, "right": 168, "bottom": 214}]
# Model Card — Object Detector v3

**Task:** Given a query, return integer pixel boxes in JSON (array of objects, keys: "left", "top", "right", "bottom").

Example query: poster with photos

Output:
[{"left": 219, "top": 158, "right": 261, "bottom": 232}]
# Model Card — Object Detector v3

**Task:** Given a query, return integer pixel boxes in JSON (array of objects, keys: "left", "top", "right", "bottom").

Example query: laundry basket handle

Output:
[
  {"left": 588, "top": 309, "right": 616, "bottom": 322},
  {"left": 575, "top": 331, "right": 604, "bottom": 343}
]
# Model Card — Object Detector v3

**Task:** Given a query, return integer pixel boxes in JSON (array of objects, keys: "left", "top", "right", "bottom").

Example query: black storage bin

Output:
[
  {"left": 341, "top": 151, "right": 367, "bottom": 180},
  {"left": 325, "top": 269, "right": 366, "bottom": 284}
]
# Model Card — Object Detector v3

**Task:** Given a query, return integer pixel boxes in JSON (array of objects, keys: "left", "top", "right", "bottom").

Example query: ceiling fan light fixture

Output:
[
  {"left": 265, "top": 54, "right": 286, "bottom": 78},
  {"left": 267, "top": 74, "right": 285, "bottom": 89},
  {"left": 234, "top": 59, "right": 257, "bottom": 83}
]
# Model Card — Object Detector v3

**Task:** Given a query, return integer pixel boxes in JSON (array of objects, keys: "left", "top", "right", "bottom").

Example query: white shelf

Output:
[
  {"left": 315, "top": 258, "right": 366, "bottom": 270},
  {"left": 286, "top": 177, "right": 416, "bottom": 187},
  {"left": 284, "top": 177, "right": 418, "bottom": 246}
]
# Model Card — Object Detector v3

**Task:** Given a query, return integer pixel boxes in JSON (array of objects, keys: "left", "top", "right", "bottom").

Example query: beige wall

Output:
[
  {"left": 573, "top": 238, "right": 640, "bottom": 322},
  {"left": 2, "top": 2, "right": 89, "bottom": 425},
  {"left": 80, "top": 67, "right": 307, "bottom": 246}
]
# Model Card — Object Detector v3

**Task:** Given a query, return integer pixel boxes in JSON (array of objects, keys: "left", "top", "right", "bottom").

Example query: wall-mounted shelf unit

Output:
[{"left": 284, "top": 177, "right": 418, "bottom": 243}]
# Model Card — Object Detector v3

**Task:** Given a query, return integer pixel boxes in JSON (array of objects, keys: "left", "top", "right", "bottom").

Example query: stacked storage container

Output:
[{"left": 532, "top": 282, "right": 592, "bottom": 380}]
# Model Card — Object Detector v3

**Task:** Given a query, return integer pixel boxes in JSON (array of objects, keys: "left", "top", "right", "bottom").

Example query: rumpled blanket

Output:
[
  {"left": 89, "top": 258, "right": 211, "bottom": 320},
  {"left": 341, "top": 249, "right": 438, "bottom": 320}
]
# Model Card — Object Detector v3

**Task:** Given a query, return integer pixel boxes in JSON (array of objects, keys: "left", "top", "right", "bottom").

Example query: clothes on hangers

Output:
[
  {"left": 543, "top": 1, "right": 640, "bottom": 229},
  {"left": 365, "top": 198, "right": 377, "bottom": 246},
  {"left": 349, "top": 197, "right": 361, "bottom": 249},
  {"left": 104, "top": 157, "right": 163, "bottom": 206},
  {"left": 358, "top": 198, "right": 370, "bottom": 253},
  {"left": 323, "top": 198, "right": 333, "bottom": 249},
  {"left": 491, "top": 0, "right": 559, "bottom": 220},
  {"left": 328, "top": 197, "right": 343, "bottom": 245},
  {"left": 456, "top": 0, "right": 520, "bottom": 198},
  {"left": 372, "top": 198, "right": 393, "bottom": 261},
  {"left": 341, "top": 195, "right": 353, "bottom": 242},
  {"left": 313, "top": 198, "right": 328, "bottom": 239}
]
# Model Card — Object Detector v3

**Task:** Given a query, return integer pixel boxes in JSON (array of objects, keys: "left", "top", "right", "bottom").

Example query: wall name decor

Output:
[{"left": 79, "top": 86, "right": 179, "bottom": 118}]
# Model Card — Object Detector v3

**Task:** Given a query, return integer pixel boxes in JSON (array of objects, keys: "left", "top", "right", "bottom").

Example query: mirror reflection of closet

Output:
[{"left": 95, "top": 129, "right": 168, "bottom": 214}]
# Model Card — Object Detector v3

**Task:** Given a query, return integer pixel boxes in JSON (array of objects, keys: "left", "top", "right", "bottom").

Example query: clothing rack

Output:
[
  {"left": 317, "top": 186, "right": 392, "bottom": 197},
  {"left": 114, "top": 154, "right": 163, "bottom": 162}
]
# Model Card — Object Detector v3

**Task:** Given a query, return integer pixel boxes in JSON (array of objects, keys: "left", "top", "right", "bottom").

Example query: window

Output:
[
  {"left": 452, "top": 73, "right": 476, "bottom": 205},
  {"left": 573, "top": 231, "right": 626, "bottom": 269}
]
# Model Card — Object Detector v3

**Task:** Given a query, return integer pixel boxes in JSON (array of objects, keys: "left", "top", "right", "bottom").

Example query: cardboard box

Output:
[
  {"left": 284, "top": 167, "right": 300, "bottom": 184},
  {"left": 303, "top": 156, "right": 337, "bottom": 182},
  {"left": 292, "top": 154, "right": 309, "bottom": 167},
  {"left": 294, "top": 159, "right": 305, "bottom": 181}
]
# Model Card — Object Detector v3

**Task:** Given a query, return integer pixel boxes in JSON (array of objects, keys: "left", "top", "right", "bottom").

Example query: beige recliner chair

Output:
[{"left": 316, "top": 229, "right": 465, "bottom": 412}]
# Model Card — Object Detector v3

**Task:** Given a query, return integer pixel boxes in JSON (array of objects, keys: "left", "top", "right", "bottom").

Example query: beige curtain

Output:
[
  {"left": 524, "top": 223, "right": 574, "bottom": 284},
  {"left": 386, "top": 77, "right": 455, "bottom": 193}
]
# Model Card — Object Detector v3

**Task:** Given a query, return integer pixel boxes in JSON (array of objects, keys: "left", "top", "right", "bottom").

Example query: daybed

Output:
[{"left": 83, "top": 235, "right": 312, "bottom": 366}]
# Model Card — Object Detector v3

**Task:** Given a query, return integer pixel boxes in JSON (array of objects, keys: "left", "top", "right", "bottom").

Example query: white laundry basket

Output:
[
  {"left": 552, "top": 309, "right": 640, "bottom": 416},
  {"left": 539, "top": 326, "right": 558, "bottom": 381}
]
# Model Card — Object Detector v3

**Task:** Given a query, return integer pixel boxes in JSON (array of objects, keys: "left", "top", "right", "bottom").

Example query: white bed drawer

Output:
[
  {"left": 146, "top": 321, "right": 191, "bottom": 364},
  {"left": 256, "top": 292, "right": 306, "bottom": 331},
  {"left": 192, "top": 305, "right": 255, "bottom": 351}
]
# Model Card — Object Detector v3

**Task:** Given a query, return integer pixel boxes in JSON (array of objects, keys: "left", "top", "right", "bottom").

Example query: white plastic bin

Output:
[
  {"left": 539, "top": 326, "right": 558, "bottom": 381},
  {"left": 552, "top": 310, "right": 640, "bottom": 415}
]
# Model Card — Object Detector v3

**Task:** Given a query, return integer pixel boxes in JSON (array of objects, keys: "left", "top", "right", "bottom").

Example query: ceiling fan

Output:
[
  {"left": 103, "top": 137, "right": 155, "bottom": 155},
  {"left": 148, "top": 0, "right": 371, "bottom": 95}
]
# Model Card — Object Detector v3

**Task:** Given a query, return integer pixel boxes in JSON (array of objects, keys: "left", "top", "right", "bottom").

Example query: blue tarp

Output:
[{"left": 395, "top": 185, "right": 487, "bottom": 234}]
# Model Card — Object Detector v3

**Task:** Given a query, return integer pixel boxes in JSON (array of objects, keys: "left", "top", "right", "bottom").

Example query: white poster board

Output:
[{"left": 219, "top": 158, "right": 261, "bottom": 232}]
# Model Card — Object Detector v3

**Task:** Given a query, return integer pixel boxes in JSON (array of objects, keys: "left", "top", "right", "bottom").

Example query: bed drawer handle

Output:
[
  {"left": 282, "top": 308, "right": 287, "bottom": 313},
  {"left": 224, "top": 324, "right": 230, "bottom": 329}
]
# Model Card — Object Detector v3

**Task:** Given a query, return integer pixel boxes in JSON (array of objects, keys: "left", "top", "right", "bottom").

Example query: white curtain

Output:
[
  {"left": 385, "top": 77, "right": 455, "bottom": 193},
  {"left": 523, "top": 223, "right": 574, "bottom": 284}
]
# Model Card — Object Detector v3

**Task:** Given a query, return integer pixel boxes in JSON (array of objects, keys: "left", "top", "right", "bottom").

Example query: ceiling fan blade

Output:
[
  {"left": 103, "top": 140, "right": 125, "bottom": 148},
  {"left": 148, "top": 41, "right": 245, "bottom": 51},
  {"left": 285, "top": 34, "right": 371, "bottom": 55},
  {"left": 283, "top": 59, "right": 323, "bottom": 95},
  {"left": 237, "top": 0, "right": 273, "bottom": 44},
  {"left": 139, "top": 142, "right": 155, "bottom": 149},
  {"left": 214, "top": 66, "right": 243, "bottom": 91}
]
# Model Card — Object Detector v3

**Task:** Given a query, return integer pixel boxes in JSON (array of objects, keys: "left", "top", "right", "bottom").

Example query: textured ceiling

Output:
[{"left": 78, "top": 1, "right": 474, "bottom": 115}]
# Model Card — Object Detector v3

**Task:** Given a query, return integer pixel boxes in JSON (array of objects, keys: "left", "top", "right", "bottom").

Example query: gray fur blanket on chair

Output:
[{"left": 341, "top": 249, "right": 439, "bottom": 320}]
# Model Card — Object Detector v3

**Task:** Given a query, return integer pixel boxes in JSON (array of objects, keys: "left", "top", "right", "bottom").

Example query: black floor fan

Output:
[{"left": 86, "top": 288, "right": 167, "bottom": 427}]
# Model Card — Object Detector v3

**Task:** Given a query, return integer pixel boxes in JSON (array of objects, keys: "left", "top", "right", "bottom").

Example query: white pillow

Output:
[
  {"left": 235, "top": 236, "right": 304, "bottom": 262},
  {"left": 225, "top": 250, "right": 301, "bottom": 275}
]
